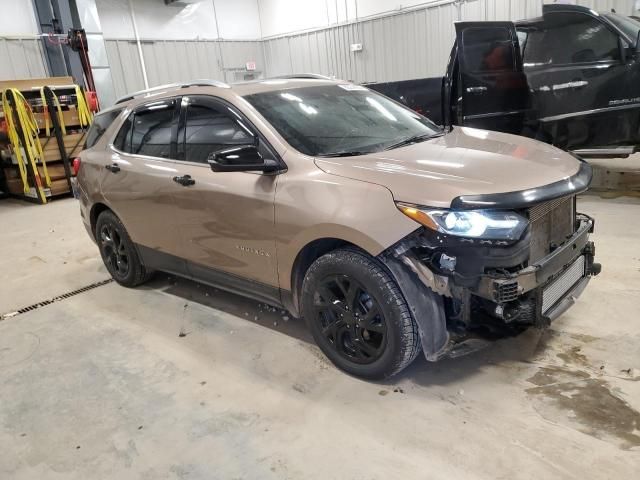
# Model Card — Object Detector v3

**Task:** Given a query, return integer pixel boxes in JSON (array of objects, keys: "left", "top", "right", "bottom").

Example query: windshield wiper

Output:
[
  {"left": 317, "top": 150, "right": 370, "bottom": 158},
  {"left": 383, "top": 132, "right": 441, "bottom": 151}
]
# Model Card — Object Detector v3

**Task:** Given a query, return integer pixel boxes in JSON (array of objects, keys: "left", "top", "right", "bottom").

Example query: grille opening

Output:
[{"left": 528, "top": 196, "right": 575, "bottom": 262}]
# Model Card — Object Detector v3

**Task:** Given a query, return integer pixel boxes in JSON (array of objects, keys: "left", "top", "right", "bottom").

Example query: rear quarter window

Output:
[{"left": 84, "top": 109, "right": 123, "bottom": 149}]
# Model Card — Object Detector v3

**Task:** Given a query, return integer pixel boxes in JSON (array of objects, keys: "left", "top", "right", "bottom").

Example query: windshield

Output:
[
  {"left": 604, "top": 13, "right": 640, "bottom": 44},
  {"left": 244, "top": 84, "right": 442, "bottom": 156}
]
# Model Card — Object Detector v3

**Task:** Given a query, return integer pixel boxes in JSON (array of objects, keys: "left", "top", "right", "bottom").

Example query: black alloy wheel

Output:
[
  {"left": 313, "top": 274, "right": 387, "bottom": 364},
  {"left": 301, "top": 248, "right": 421, "bottom": 379},
  {"left": 95, "top": 210, "right": 151, "bottom": 287},
  {"left": 99, "top": 223, "right": 130, "bottom": 278}
]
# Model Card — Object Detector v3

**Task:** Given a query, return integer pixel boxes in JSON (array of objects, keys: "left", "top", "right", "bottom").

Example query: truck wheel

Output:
[
  {"left": 96, "top": 210, "right": 151, "bottom": 287},
  {"left": 301, "top": 248, "right": 421, "bottom": 379}
]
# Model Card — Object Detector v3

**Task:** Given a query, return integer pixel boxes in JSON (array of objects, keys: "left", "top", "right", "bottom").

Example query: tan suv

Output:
[{"left": 76, "top": 77, "right": 600, "bottom": 379}]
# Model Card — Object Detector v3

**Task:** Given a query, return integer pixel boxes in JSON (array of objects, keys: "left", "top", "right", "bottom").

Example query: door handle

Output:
[
  {"left": 105, "top": 163, "right": 120, "bottom": 173},
  {"left": 173, "top": 174, "right": 195, "bottom": 186},
  {"left": 569, "top": 80, "right": 588, "bottom": 89},
  {"left": 466, "top": 86, "right": 487, "bottom": 94}
]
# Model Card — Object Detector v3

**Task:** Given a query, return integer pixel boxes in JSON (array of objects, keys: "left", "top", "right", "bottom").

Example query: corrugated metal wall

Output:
[
  {"left": 0, "top": 38, "right": 48, "bottom": 80},
  {"left": 103, "top": 39, "right": 264, "bottom": 100},
  {"left": 571, "top": 0, "right": 640, "bottom": 16},
  {"left": 263, "top": 0, "right": 542, "bottom": 83}
]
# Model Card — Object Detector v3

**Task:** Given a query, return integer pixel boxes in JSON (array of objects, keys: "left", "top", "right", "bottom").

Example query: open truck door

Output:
[{"left": 452, "top": 22, "right": 530, "bottom": 135}]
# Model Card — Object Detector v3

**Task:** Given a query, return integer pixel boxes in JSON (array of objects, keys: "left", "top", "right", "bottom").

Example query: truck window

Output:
[
  {"left": 603, "top": 13, "right": 640, "bottom": 46},
  {"left": 524, "top": 12, "right": 620, "bottom": 67},
  {"left": 461, "top": 27, "right": 515, "bottom": 73}
]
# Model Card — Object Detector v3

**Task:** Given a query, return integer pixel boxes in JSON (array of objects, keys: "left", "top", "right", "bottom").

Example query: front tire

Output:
[
  {"left": 301, "top": 248, "right": 421, "bottom": 379},
  {"left": 96, "top": 210, "right": 151, "bottom": 287}
]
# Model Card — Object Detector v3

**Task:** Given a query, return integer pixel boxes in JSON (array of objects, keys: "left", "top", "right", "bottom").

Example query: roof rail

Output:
[
  {"left": 115, "top": 83, "right": 181, "bottom": 105},
  {"left": 181, "top": 79, "right": 231, "bottom": 89},
  {"left": 115, "top": 79, "right": 230, "bottom": 105},
  {"left": 273, "top": 73, "right": 334, "bottom": 80}
]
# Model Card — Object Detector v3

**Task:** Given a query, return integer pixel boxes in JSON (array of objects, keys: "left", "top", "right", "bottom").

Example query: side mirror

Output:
[{"left": 208, "top": 145, "right": 279, "bottom": 173}]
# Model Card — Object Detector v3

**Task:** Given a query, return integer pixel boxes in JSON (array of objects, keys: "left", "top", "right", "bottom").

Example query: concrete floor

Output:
[
  {"left": 1, "top": 195, "right": 639, "bottom": 479},
  {"left": 587, "top": 153, "right": 640, "bottom": 196}
]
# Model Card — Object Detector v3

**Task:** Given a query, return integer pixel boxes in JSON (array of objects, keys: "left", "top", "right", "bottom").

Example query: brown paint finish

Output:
[
  {"left": 171, "top": 162, "right": 280, "bottom": 287},
  {"left": 315, "top": 126, "right": 581, "bottom": 208},
  {"left": 99, "top": 150, "right": 186, "bottom": 255},
  {"left": 273, "top": 149, "right": 419, "bottom": 292},
  {"left": 78, "top": 78, "right": 584, "bottom": 302}
]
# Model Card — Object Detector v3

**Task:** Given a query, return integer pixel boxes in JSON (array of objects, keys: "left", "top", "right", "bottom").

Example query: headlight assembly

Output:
[{"left": 396, "top": 203, "right": 528, "bottom": 241}]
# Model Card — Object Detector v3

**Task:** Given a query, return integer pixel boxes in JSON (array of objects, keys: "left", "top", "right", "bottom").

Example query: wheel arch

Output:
[
  {"left": 89, "top": 202, "right": 112, "bottom": 240},
  {"left": 287, "top": 237, "right": 363, "bottom": 316}
]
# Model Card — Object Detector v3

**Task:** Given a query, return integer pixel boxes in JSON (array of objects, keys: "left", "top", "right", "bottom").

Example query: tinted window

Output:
[
  {"left": 524, "top": 12, "right": 620, "bottom": 67},
  {"left": 181, "top": 101, "right": 253, "bottom": 163},
  {"left": 114, "top": 100, "right": 177, "bottom": 158},
  {"left": 113, "top": 115, "right": 132, "bottom": 152},
  {"left": 132, "top": 101, "right": 176, "bottom": 158},
  {"left": 603, "top": 13, "right": 640, "bottom": 45},
  {"left": 245, "top": 85, "right": 441, "bottom": 157},
  {"left": 462, "top": 27, "right": 515, "bottom": 73},
  {"left": 85, "top": 108, "right": 122, "bottom": 149}
]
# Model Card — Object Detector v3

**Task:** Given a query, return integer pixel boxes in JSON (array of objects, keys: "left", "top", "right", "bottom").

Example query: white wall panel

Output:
[
  {"left": 105, "top": 39, "right": 264, "bottom": 100},
  {"left": 461, "top": 0, "right": 541, "bottom": 21},
  {"left": 96, "top": 0, "right": 262, "bottom": 40},
  {"left": 0, "top": 39, "right": 48, "bottom": 80},
  {"left": 262, "top": 37, "right": 293, "bottom": 76},
  {"left": 263, "top": 0, "right": 538, "bottom": 83},
  {"left": 104, "top": 40, "right": 145, "bottom": 99},
  {"left": 0, "top": 0, "right": 39, "bottom": 35},
  {"left": 215, "top": 0, "right": 262, "bottom": 39}
]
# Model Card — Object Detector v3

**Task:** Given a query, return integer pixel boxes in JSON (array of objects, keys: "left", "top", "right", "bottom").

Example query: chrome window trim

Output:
[{"left": 539, "top": 102, "right": 640, "bottom": 123}]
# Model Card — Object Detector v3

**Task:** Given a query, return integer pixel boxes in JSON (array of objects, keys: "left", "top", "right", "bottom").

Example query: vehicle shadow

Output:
[
  {"left": 393, "top": 328, "right": 549, "bottom": 388},
  {"left": 139, "top": 273, "right": 555, "bottom": 387},
  {"left": 139, "top": 273, "right": 314, "bottom": 344}
]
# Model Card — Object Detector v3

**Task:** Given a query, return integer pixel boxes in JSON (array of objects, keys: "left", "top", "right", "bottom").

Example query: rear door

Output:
[
  {"left": 454, "top": 22, "right": 530, "bottom": 135},
  {"left": 519, "top": 10, "right": 640, "bottom": 151},
  {"left": 100, "top": 97, "right": 188, "bottom": 274}
]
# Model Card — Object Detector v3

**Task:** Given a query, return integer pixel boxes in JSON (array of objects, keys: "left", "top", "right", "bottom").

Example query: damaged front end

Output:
[{"left": 380, "top": 186, "right": 601, "bottom": 362}]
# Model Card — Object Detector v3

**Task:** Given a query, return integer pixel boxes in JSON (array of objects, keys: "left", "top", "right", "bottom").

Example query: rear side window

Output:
[
  {"left": 524, "top": 12, "right": 620, "bottom": 67},
  {"left": 179, "top": 100, "right": 253, "bottom": 163},
  {"left": 113, "top": 99, "right": 177, "bottom": 158},
  {"left": 462, "top": 27, "right": 516, "bottom": 73},
  {"left": 84, "top": 109, "right": 122, "bottom": 149}
]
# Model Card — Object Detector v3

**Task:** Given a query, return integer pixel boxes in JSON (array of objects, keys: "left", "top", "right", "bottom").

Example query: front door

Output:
[
  {"left": 519, "top": 9, "right": 640, "bottom": 151},
  {"left": 454, "top": 22, "right": 530, "bottom": 135},
  {"left": 100, "top": 97, "right": 188, "bottom": 274},
  {"left": 169, "top": 95, "right": 280, "bottom": 301}
]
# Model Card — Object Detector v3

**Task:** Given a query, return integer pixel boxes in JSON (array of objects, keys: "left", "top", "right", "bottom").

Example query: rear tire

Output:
[
  {"left": 96, "top": 210, "right": 151, "bottom": 287},
  {"left": 301, "top": 248, "right": 421, "bottom": 380}
]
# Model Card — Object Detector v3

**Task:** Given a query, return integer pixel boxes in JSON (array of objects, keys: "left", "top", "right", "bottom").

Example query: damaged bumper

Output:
[
  {"left": 382, "top": 214, "right": 601, "bottom": 362},
  {"left": 472, "top": 216, "right": 599, "bottom": 323}
]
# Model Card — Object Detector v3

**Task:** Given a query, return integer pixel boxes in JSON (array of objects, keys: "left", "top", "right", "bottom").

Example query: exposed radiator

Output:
[{"left": 528, "top": 196, "right": 575, "bottom": 262}]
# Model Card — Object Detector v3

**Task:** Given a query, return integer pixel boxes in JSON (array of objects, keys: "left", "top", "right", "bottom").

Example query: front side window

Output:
[
  {"left": 113, "top": 99, "right": 177, "bottom": 158},
  {"left": 244, "top": 85, "right": 441, "bottom": 157},
  {"left": 603, "top": 13, "right": 640, "bottom": 45},
  {"left": 180, "top": 99, "right": 253, "bottom": 163},
  {"left": 524, "top": 12, "right": 621, "bottom": 67},
  {"left": 462, "top": 27, "right": 516, "bottom": 73}
]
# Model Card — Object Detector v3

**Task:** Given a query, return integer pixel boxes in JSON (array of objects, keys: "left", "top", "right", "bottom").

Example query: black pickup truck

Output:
[{"left": 368, "top": 4, "right": 640, "bottom": 158}]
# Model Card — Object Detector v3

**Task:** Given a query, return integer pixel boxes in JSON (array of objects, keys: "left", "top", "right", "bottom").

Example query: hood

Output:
[{"left": 314, "top": 127, "right": 583, "bottom": 209}]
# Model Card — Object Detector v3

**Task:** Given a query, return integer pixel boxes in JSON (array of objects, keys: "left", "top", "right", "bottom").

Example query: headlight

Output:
[{"left": 396, "top": 203, "right": 528, "bottom": 240}]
